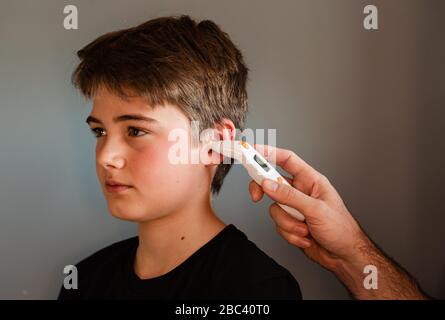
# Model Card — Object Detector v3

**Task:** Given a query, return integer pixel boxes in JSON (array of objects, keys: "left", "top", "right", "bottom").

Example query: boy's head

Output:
[{"left": 74, "top": 15, "right": 248, "bottom": 221}]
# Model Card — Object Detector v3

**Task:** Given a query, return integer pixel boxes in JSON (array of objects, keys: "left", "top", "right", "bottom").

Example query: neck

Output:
[{"left": 134, "top": 195, "right": 226, "bottom": 280}]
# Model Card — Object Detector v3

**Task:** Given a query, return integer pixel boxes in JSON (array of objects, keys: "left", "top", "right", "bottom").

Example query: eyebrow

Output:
[{"left": 86, "top": 114, "right": 160, "bottom": 125}]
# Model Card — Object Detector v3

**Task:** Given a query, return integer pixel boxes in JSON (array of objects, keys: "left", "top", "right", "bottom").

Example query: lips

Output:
[
  {"left": 106, "top": 184, "right": 132, "bottom": 193},
  {"left": 105, "top": 179, "right": 133, "bottom": 194}
]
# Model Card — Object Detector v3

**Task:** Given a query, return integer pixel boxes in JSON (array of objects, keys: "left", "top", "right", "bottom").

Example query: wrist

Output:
[{"left": 331, "top": 229, "right": 378, "bottom": 280}]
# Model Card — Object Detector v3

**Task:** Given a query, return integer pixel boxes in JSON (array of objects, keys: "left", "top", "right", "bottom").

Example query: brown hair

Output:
[{"left": 72, "top": 15, "right": 249, "bottom": 194}]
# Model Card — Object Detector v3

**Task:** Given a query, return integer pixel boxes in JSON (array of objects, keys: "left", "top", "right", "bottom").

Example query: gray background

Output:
[{"left": 1, "top": 0, "right": 444, "bottom": 299}]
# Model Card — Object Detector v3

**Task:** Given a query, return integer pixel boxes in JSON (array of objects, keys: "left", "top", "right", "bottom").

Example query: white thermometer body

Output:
[{"left": 211, "top": 141, "right": 305, "bottom": 221}]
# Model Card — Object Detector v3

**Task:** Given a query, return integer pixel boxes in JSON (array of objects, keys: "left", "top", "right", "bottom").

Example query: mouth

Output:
[{"left": 105, "top": 182, "right": 133, "bottom": 194}]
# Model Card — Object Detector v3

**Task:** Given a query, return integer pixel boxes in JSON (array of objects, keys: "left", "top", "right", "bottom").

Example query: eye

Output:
[
  {"left": 128, "top": 127, "right": 149, "bottom": 137},
  {"left": 90, "top": 127, "right": 106, "bottom": 138}
]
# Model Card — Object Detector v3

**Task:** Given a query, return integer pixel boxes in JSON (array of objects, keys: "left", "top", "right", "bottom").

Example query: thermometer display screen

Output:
[{"left": 253, "top": 154, "right": 270, "bottom": 172}]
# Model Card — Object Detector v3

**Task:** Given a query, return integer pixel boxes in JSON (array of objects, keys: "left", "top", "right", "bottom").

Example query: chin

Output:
[{"left": 107, "top": 204, "right": 166, "bottom": 223}]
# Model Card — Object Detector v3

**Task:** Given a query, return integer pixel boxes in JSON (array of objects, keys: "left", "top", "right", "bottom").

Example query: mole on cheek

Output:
[{"left": 181, "top": 236, "right": 185, "bottom": 240}]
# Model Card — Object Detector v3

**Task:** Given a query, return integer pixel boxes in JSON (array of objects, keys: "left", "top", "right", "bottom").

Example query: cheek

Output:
[{"left": 133, "top": 141, "right": 200, "bottom": 194}]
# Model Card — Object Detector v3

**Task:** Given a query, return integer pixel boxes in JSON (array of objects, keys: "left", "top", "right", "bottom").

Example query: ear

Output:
[{"left": 200, "top": 119, "right": 236, "bottom": 166}]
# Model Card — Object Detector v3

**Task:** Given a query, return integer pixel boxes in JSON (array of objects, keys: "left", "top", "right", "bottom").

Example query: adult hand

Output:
[
  {"left": 248, "top": 144, "right": 429, "bottom": 299},
  {"left": 249, "top": 145, "right": 363, "bottom": 271}
]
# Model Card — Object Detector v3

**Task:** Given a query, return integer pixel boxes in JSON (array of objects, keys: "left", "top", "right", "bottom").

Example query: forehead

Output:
[
  {"left": 91, "top": 87, "right": 190, "bottom": 129},
  {"left": 92, "top": 87, "right": 154, "bottom": 113}
]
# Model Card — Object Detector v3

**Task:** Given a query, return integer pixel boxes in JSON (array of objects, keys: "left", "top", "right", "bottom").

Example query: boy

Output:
[{"left": 58, "top": 15, "right": 301, "bottom": 300}]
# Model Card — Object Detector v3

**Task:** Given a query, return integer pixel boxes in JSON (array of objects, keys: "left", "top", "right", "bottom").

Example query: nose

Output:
[{"left": 96, "top": 137, "right": 126, "bottom": 169}]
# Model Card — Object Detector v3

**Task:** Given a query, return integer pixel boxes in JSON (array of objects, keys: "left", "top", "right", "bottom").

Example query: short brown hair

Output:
[{"left": 73, "top": 15, "right": 249, "bottom": 194}]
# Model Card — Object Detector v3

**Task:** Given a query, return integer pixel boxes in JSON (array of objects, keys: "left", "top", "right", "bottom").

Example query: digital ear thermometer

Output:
[{"left": 210, "top": 140, "right": 305, "bottom": 221}]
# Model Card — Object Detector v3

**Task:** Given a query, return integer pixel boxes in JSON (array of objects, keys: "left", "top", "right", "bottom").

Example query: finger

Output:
[
  {"left": 249, "top": 176, "right": 292, "bottom": 202},
  {"left": 282, "top": 175, "right": 293, "bottom": 185},
  {"left": 253, "top": 144, "right": 331, "bottom": 198},
  {"left": 276, "top": 226, "right": 312, "bottom": 248},
  {"left": 261, "top": 178, "right": 318, "bottom": 217},
  {"left": 269, "top": 203, "right": 309, "bottom": 236},
  {"left": 253, "top": 144, "right": 315, "bottom": 178},
  {"left": 248, "top": 180, "right": 264, "bottom": 202}
]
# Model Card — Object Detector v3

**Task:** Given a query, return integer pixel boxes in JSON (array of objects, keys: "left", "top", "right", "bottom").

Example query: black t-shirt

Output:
[{"left": 58, "top": 224, "right": 302, "bottom": 300}]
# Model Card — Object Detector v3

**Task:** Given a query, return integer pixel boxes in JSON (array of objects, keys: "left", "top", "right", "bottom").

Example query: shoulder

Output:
[
  {"left": 214, "top": 225, "right": 302, "bottom": 299},
  {"left": 57, "top": 236, "right": 138, "bottom": 300},
  {"left": 75, "top": 236, "right": 138, "bottom": 272}
]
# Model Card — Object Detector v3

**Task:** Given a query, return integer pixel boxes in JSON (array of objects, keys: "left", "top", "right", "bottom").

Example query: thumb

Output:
[{"left": 262, "top": 179, "right": 315, "bottom": 217}]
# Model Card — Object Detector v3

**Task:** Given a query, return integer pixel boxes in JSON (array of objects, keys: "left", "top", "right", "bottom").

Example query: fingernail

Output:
[{"left": 263, "top": 179, "right": 278, "bottom": 192}]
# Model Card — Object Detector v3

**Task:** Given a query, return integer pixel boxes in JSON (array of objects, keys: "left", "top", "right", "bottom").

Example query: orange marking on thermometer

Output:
[{"left": 239, "top": 141, "right": 249, "bottom": 149}]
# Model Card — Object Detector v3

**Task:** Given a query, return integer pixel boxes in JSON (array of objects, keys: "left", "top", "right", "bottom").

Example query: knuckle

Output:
[
  {"left": 320, "top": 174, "right": 330, "bottom": 185},
  {"left": 286, "top": 235, "right": 297, "bottom": 246},
  {"left": 288, "top": 235, "right": 302, "bottom": 247},
  {"left": 295, "top": 225, "right": 308, "bottom": 236},
  {"left": 269, "top": 204, "right": 280, "bottom": 219},
  {"left": 314, "top": 176, "right": 324, "bottom": 187},
  {"left": 269, "top": 203, "right": 277, "bottom": 212}
]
